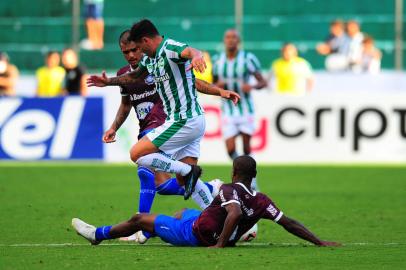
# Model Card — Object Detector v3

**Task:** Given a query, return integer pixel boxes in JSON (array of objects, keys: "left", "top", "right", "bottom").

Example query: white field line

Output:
[{"left": 0, "top": 242, "right": 404, "bottom": 248}]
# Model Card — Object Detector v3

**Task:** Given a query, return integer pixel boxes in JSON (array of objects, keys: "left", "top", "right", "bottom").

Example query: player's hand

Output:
[
  {"left": 102, "top": 128, "right": 116, "bottom": 143},
  {"left": 220, "top": 89, "right": 240, "bottom": 105},
  {"left": 87, "top": 71, "right": 109, "bottom": 87},
  {"left": 241, "top": 83, "right": 253, "bottom": 93},
  {"left": 318, "top": 241, "right": 341, "bottom": 247},
  {"left": 187, "top": 54, "right": 207, "bottom": 73}
]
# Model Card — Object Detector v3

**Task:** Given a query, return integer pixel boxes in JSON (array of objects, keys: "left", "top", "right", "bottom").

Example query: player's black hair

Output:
[
  {"left": 129, "top": 19, "right": 160, "bottom": 42},
  {"left": 118, "top": 29, "right": 131, "bottom": 45},
  {"left": 233, "top": 155, "right": 257, "bottom": 182}
]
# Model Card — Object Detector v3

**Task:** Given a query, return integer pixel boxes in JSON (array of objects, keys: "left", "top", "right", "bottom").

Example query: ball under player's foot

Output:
[
  {"left": 71, "top": 218, "right": 101, "bottom": 245},
  {"left": 183, "top": 165, "right": 202, "bottom": 200},
  {"left": 119, "top": 231, "right": 148, "bottom": 244}
]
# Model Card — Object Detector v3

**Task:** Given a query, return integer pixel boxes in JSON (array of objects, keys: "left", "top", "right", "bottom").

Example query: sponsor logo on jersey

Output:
[
  {"left": 158, "top": 57, "right": 165, "bottom": 68},
  {"left": 129, "top": 88, "right": 157, "bottom": 102},
  {"left": 144, "top": 74, "right": 155, "bottom": 85},
  {"left": 266, "top": 204, "right": 278, "bottom": 217},
  {"left": 146, "top": 63, "right": 154, "bottom": 73},
  {"left": 136, "top": 102, "right": 154, "bottom": 120},
  {"left": 154, "top": 73, "right": 170, "bottom": 83}
]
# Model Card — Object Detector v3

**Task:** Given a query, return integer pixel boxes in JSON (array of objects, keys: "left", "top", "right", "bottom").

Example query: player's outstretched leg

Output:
[
  {"left": 72, "top": 214, "right": 157, "bottom": 245},
  {"left": 130, "top": 139, "right": 201, "bottom": 199}
]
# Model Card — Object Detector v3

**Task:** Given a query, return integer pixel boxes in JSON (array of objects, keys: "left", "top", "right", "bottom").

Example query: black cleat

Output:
[{"left": 183, "top": 165, "right": 202, "bottom": 200}]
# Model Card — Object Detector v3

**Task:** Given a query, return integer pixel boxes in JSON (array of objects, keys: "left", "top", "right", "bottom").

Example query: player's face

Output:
[
  {"left": 224, "top": 30, "right": 240, "bottom": 52},
  {"left": 46, "top": 53, "right": 60, "bottom": 68},
  {"left": 331, "top": 24, "right": 344, "bottom": 36},
  {"left": 282, "top": 45, "right": 297, "bottom": 61},
  {"left": 120, "top": 41, "right": 142, "bottom": 67},
  {"left": 62, "top": 49, "right": 78, "bottom": 68},
  {"left": 347, "top": 22, "right": 360, "bottom": 36},
  {"left": 135, "top": 37, "right": 154, "bottom": 57}
]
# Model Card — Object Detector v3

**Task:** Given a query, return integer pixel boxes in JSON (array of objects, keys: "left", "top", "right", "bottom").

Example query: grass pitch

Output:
[{"left": 0, "top": 164, "right": 405, "bottom": 269}]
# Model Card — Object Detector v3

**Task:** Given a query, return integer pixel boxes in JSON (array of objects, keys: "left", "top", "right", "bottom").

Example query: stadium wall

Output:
[{"left": 1, "top": 73, "right": 406, "bottom": 163}]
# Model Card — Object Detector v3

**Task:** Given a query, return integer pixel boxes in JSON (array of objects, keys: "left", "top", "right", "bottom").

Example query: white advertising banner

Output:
[{"left": 103, "top": 91, "right": 406, "bottom": 164}]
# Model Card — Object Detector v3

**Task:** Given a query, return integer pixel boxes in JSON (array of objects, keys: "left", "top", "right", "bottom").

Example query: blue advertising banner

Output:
[{"left": 0, "top": 97, "right": 104, "bottom": 160}]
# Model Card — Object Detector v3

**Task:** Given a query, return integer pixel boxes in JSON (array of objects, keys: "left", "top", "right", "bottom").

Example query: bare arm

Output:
[
  {"left": 306, "top": 76, "right": 314, "bottom": 93},
  {"left": 211, "top": 203, "right": 242, "bottom": 248},
  {"left": 277, "top": 215, "right": 340, "bottom": 246},
  {"left": 102, "top": 96, "right": 132, "bottom": 143},
  {"left": 80, "top": 74, "right": 88, "bottom": 96},
  {"left": 87, "top": 67, "right": 145, "bottom": 88},
  {"left": 242, "top": 71, "right": 268, "bottom": 93},
  {"left": 195, "top": 79, "right": 240, "bottom": 105}
]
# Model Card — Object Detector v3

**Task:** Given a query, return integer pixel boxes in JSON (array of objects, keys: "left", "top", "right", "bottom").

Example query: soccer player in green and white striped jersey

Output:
[
  {"left": 212, "top": 29, "right": 267, "bottom": 161},
  {"left": 87, "top": 19, "right": 239, "bottom": 201}
]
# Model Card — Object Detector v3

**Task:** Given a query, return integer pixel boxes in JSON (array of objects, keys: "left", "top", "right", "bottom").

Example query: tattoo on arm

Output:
[
  {"left": 108, "top": 67, "right": 144, "bottom": 86},
  {"left": 195, "top": 79, "right": 221, "bottom": 96},
  {"left": 111, "top": 97, "right": 132, "bottom": 131}
]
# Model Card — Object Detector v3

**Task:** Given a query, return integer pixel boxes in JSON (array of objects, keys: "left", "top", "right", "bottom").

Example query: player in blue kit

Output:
[{"left": 72, "top": 156, "right": 339, "bottom": 248}]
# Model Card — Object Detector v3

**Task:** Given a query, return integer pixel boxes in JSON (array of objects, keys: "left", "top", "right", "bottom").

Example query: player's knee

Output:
[
  {"left": 130, "top": 150, "right": 140, "bottom": 163},
  {"left": 138, "top": 167, "right": 153, "bottom": 180}
]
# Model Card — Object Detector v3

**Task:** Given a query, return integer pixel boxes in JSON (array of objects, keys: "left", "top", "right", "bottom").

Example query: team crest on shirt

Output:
[
  {"left": 146, "top": 63, "right": 154, "bottom": 73},
  {"left": 158, "top": 57, "right": 165, "bottom": 68},
  {"left": 144, "top": 74, "right": 155, "bottom": 85}
]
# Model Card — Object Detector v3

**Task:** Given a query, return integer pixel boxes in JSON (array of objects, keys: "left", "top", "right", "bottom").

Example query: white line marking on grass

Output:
[{"left": 0, "top": 242, "right": 404, "bottom": 248}]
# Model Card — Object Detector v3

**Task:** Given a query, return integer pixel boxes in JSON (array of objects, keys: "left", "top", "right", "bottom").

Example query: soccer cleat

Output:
[
  {"left": 119, "top": 231, "right": 148, "bottom": 244},
  {"left": 71, "top": 218, "right": 101, "bottom": 245},
  {"left": 208, "top": 179, "right": 224, "bottom": 197},
  {"left": 183, "top": 165, "right": 202, "bottom": 200}
]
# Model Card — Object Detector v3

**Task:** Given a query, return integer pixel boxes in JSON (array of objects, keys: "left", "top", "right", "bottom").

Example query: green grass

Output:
[{"left": 1, "top": 164, "right": 406, "bottom": 269}]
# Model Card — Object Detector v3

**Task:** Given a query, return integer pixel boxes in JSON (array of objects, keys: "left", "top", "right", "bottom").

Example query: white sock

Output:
[
  {"left": 191, "top": 179, "right": 213, "bottom": 210},
  {"left": 251, "top": 177, "right": 259, "bottom": 191},
  {"left": 136, "top": 153, "right": 191, "bottom": 176}
]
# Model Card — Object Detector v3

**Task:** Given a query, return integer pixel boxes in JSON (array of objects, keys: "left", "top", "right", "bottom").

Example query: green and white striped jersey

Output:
[
  {"left": 212, "top": 50, "right": 261, "bottom": 117},
  {"left": 138, "top": 38, "right": 203, "bottom": 121}
]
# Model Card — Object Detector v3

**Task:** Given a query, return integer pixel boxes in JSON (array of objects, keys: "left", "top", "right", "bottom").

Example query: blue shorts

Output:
[
  {"left": 84, "top": 3, "right": 104, "bottom": 19},
  {"left": 154, "top": 209, "right": 201, "bottom": 246},
  {"left": 138, "top": 129, "right": 153, "bottom": 140}
]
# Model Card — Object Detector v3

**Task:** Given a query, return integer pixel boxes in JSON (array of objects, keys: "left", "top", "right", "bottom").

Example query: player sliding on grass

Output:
[
  {"left": 88, "top": 19, "right": 239, "bottom": 202},
  {"left": 105, "top": 29, "right": 227, "bottom": 242},
  {"left": 72, "top": 156, "right": 340, "bottom": 248}
]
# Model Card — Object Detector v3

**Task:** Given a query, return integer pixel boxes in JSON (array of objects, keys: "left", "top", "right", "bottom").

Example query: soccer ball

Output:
[{"left": 239, "top": 224, "right": 258, "bottom": 242}]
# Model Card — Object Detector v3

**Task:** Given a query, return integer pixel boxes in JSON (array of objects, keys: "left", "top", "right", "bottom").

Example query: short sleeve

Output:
[
  {"left": 246, "top": 52, "right": 261, "bottom": 74},
  {"left": 261, "top": 194, "right": 283, "bottom": 222},
  {"left": 218, "top": 185, "right": 240, "bottom": 207},
  {"left": 165, "top": 39, "right": 189, "bottom": 62}
]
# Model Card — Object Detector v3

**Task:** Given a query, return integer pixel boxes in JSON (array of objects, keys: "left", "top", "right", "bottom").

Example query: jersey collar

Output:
[
  {"left": 236, "top": 182, "right": 256, "bottom": 196},
  {"left": 155, "top": 36, "right": 166, "bottom": 59}
]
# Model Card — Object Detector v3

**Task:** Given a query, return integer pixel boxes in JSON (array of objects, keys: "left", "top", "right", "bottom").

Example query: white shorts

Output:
[
  {"left": 146, "top": 115, "right": 205, "bottom": 160},
  {"left": 222, "top": 115, "right": 255, "bottom": 140}
]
